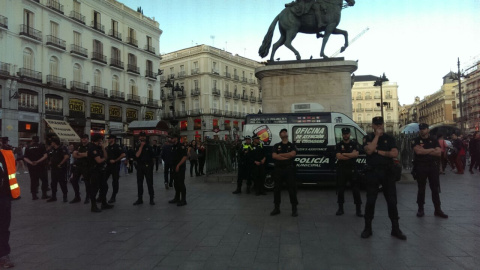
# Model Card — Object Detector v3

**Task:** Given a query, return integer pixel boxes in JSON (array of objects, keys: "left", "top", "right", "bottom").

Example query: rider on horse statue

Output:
[{"left": 285, "top": 0, "right": 325, "bottom": 30}]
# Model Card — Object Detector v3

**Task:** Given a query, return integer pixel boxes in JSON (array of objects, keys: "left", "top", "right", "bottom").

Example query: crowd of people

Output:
[{"left": 437, "top": 131, "right": 480, "bottom": 175}]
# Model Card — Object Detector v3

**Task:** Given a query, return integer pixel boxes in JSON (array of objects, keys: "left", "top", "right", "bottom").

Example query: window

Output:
[
  {"left": 73, "top": 31, "right": 81, "bottom": 46},
  {"left": 45, "top": 95, "right": 63, "bottom": 112},
  {"left": 234, "top": 103, "right": 238, "bottom": 112},
  {"left": 234, "top": 85, "right": 237, "bottom": 95},
  {"left": 49, "top": 57, "right": 58, "bottom": 76},
  {"left": 129, "top": 80, "right": 137, "bottom": 95},
  {"left": 334, "top": 125, "right": 365, "bottom": 149},
  {"left": 148, "top": 85, "right": 153, "bottom": 99},
  {"left": 24, "top": 9, "right": 34, "bottom": 28},
  {"left": 19, "top": 91, "right": 38, "bottom": 110},
  {"left": 213, "top": 100, "right": 218, "bottom": 109},
  {"left": 112, "top": 19, "right": 118, "bottom": 32},
  {"left": 112, "top": 75, "right": 119, "bottom": 91},
  {"left": 111, "top": 47, "right": 121, "bottom": 59},
  {"left": 212, "top": 62, "right": 217, "bottom": 73},
  {"left": 387, "top": 113, "right": 392, "bottom": 121},
  {"left": 73, "top": 63, "right": 82, "bottom": 82},
  {"left": 194, "top": 99, "right": 199, "bottom": 110},
  {"left": 93, "top": 11, "right": 101, "bottom": 25},
  {"left": 170, "top": 67, "right": 174, "bottom": 77},
  {"left": 128, "top": 53, "right": 137, "bottom": 66},
  {"left": 23, "top": 48, "right": 34, "bottom": 70},
  {"left": 181, "top": 101, "right": 186, "bottom": 112},
  {"left": 194, "top": 61, "right": 198, "bottom": 69},
  {"left": 50, "top": 21, "right": 58, "bottom": 37},
  {"left": 213, "top": 80, "right": 217, "bottom": 89},
  {"left": 226, "top": 84, "right": 229, "bottom": 91},
  {"left": 94, "top": 70, "right": 101, "bottom": 86},
  {"left": 194, "top": 80, "right": 199, "bottom": 89},
  {"left": 93, "top": 40, "right": 103, "bottom": 54},
  {"left": 358, "top": 114, "right": 362, "bottom": 122},
  {"left": 225, "top": 102, "right": 229, "bottom": 111},
  {"left": 146, "top": 60, "right": 153, "bottom": 72},
  {"left": 147, "top": 36, "right": 152, "bottom": 47},
  {"left": 73, "top": 0, "right": 81, "bottom": 12}
]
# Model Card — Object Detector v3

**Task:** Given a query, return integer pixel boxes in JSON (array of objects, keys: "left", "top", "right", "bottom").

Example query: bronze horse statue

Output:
[{"left": 259, "top": 0, "right": 355, "bottom": 61}]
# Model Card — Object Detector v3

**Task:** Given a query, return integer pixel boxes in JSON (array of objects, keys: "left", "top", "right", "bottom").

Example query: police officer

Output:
[
  {"left": 88, "top": 134, "right": 113, "bottom": 212},
  {"left": 0, "top": 142, "right": 15, "bottom": 268},
  {"left": 335, "top": 127, "right": 363, "bottom": 217},
  {"left": 105, "top": 134, "right": 125, "bottom": 203},
  {"left": 412, "top": 123, "right": 448, "bottom": 218},
  {"left": 161, "top": 136, "right": 174, "bottom": 189},
  {"left": 232, "top": 135, "right": 253, "bottom": 194},
  {"left": 72, "top": 135, "right": 92, "bottom": 204},
  {"left": 361, "top": 117, "right": 406, "bottom": 240},
  {"left": 251, "top": 135, "right": 267, "bottom": 196},
  {"left": 47, "top": 137, "right": 70, "bottom": 203},
  {"left": 270, "top": 128, "right": 298, "bottom": 217},
  {"left": 133, "top": 132, "right": 155, "bottom": 206},
  {"left": 168, "top": 134, "right": 188, "bottom": 206},
  {"left": 24, "top": 136, "right": 50, "bottom": 200}
]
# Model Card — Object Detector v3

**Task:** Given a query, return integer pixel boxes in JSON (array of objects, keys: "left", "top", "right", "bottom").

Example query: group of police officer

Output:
[{"left": 233, "top": 117, "right": 449, "bottom": 240}]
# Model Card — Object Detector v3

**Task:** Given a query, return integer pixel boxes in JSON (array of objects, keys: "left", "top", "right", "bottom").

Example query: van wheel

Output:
[{"left": 264, "top": 172, "right": 274, "bottom": 190}]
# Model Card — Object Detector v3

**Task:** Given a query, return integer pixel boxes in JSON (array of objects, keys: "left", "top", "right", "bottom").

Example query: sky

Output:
[{"left": 121, "top": 0, "right": 480, "bottom": 105}]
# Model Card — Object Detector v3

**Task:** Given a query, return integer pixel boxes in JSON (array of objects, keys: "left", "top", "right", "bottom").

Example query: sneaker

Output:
[{"left": 0, "top": 255, "right": 15, "bottom": 268}]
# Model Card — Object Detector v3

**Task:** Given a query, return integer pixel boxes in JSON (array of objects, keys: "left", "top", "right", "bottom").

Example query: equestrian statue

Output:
[{"left": 259, "top": 0, "right": 355, "bottom": 61}]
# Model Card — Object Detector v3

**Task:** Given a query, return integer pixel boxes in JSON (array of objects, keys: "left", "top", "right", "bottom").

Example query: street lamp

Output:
[
  {"left": 164, "top": 77, "right": 184, "bottom": 128},
  {"left": 449, "top": 58, "right": 469, "bottom": 134},
  {"left": 6, "top": 79, "right": 19, "bottom": 100},
  {"left": 373, "top": 73, "right": 389, "bottom": 120}
]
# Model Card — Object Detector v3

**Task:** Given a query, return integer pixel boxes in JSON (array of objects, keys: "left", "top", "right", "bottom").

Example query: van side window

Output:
[
  {"left": 334, "top": 125, "right": 357, "bottom": 143},
  {"left": 354, "top": 128, "right": 365, "bottom": 146},
  {"left": 292, "top": 126, "right": 328, "bottom": 145}
]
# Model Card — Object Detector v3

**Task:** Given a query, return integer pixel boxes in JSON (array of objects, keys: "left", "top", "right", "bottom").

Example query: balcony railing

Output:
[
  {"left": 242, "top": 77, "right": 247, "bottom": 83},
  {"left": 225, "top": 72, "right": 231, "bottom": 78},
  {"left": 127, "top": 64, "right": 140, "bottom": 74},
  {"left": 191, "top": 68, "right": 200, "bottom": 75},
  {"left": 126, "top": 36, "right": 138, "bottom": 47},
  {"left": 386, "top": 107, "right": 394, "bottom": 111},
  {"left": 127, "top": 94, "right": 141, "bottom": 103},
  {"left": 191, "top": 88, "right": 201, "bottom": 96},
  {"left": 70, "top": 44, "right": 88, "bottom": 58},
  {"left": 234, "top": 75, "right": 239, "bottom": 81},
  {"left": 364, "top": 108, "right": 373, "bottom": 111},
  {"left": 70, "top": 81, "right": 88, "bottom": 93},
  {"left": 110, "top": 90, "right": 124, "bottom": 100},
  {"left": 211, "top": 109, "right": 223, "bottom": 116},
  {"left": 374, "top": 95, "right": 381, "bottom": 99},
  {"left": 46, "top": 35, "right": 66, "bottom": 50},
  {"left": 176, "top": 111, "right": 187, "bottom": 118},
  {"left": 144, "top": 45, "right": 155, "bottom": 54},
  {"left": 233, "top": 93, "right": 240, "bottom": 100},
  {"left": 212, "top": 88, "right": 221, "bottom": 96},
  {"left": 45, "top": 107, "right": 63, "bottom": 116},
  {"left": 92, "top": 86, "right": 108, "bottom": 97},
  {"left": 147, "top": 98, "right": 159, "bottom": 106},
  {"left": 241, "top": 95, "right": 249, "bottom": 101},
  {"left": 47, "top": 0, "right": 64, "bottom": 14},
  {"left": 69, "top": 11, "right": 85, "bottom": 24},
  {"left": 91, "top": 52, "right": 107, "bottom": 64},
  {"left": 18, "top": 103, "right": 39, "bottom": 113},
  {"left": 177, "top": 92, "right": 187, "bottom": 99},
  {"left": 18, "top": 68, "right": 42, "bottom": 82},
  {"left": 0, "top": 62, "right": 10, "bottom": 75},
  {"left": 224, "top": 91, "right": 232, "bottom": 99},
  {"left": 355, "top": 108, "right": 364, "bottom": 112},
  {"left": 110, "top": 58, "right": 124, "bottom": 69},
  {"left": 90, "top": 21, "right": 105, "bottom": 33},
  {"left": 108, "top": 29, "right": 122, "bottom": 40},
  {"left": 178, "top": 71, "right": 186, "bottom": 78},
  {"left": 356, "top": 96, "right": 363, "bottom": 100},
  {"left": 249, "top": 96, "right": 257, "bottom": 102},
  {"left": 374, "top": 108, "right": 381, "bottom": 111},
  {"left": 145, "top": 70, "right": 157, "bottom": 79},
  {"left": 19, "top": 24, "right": 42, "bottom": 42},
  {"left": 189, "top": 109, "right": 202, "bottom": 117},
  {"left": 0, "top": 15, "right": 8, "bottom": 29},
  {"left": 46, "top": 75, "right": 66, "bottom": 88},
  {"left": 212, "top": 69, "right": 219, "bottom": 75}
]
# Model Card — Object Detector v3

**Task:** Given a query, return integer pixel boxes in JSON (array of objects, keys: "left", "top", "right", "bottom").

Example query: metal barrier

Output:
[
  {"left": 395, "top": 132, "right": 418, "bottom": 170},
  {"left": 205, "top": 139, "right": 236, "bottom": 174}
]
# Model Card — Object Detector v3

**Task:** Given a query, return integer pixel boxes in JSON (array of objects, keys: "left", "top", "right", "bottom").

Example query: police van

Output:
[{"left": 243, "top": 111, "right": 367, "bottom": 188}]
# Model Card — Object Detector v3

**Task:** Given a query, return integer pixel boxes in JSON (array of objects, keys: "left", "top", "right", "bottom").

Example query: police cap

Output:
[
  {"left": 341, "top": 127, "right": 351, "bottom": 134},
  {"left": 252, "top": 135, "right": 260, "bottom": 140},
  {"left": 279, "top": 128, "right": 288, "bottom": 134},
  {"left": 244, "top": 135, "right": 252, "bottom": 140},
  {"left": 1, "top": 137, "right": 8, "bottom": 143},
  {"left": 372, "top": 116, "right": 384, "bottom": 125},
  {"left": 419, "top": 123, "right": 429, "bottom": 130}
]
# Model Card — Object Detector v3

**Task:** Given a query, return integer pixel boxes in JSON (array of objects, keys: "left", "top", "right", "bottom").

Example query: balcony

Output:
[
  {"left": 91, "top": 52, "right": 107, "bottom": 65},
  {"left": 225, "top": 72, "right": 231, "bottom": 78},
  {"left": 258, "top": 97, "right": 262, "bottom": 103},
  {"left": 70, "top": 44, "right": 88, "bottom": 58},
  {"left": 241, "top": 95, "right": 249, "bottom": 101},
  {"left": 233, "top": 93, "right": 240, "bottom": 100},
  {"left": 90, "top": 21, "right": 104, "bottom": 33},
  {"left": 0, "top": 62, "right": 10, "bottom": 75},
  {"left": 108, "top": 29, "right": 122, "bottom": 41},
  {"left": 18, "top": 103, "right": 39, "bottom": 113},
  {"left": 47, "top": 0, "right": 64, "bottom": 14},
  {"left": 167, "top": 93, "right": 174, "bottom": 100},
  {"left": 127, "top": 94, "right": 141, "bottom": 104},
  {"left": 212, "top": 88, "right": 221, "bottom": 96},
  {"left": 224, "top": 91, "right": 232, "bottom": 99},
  {"left": 110, "top": 90, "right": 124, "bottom": 100},
  {"left": 249, "top": 96, "right": 257, "bottom": 103},
  {"left": 147, "top": 98, "right": 159, "bottom": 107},
  {"left": 211, "top": 109, "right": 223, "bottom": 116},
  {"left": 191, "top": 88, "right": 201, "bottom": 97},
  {"left": 224, "top": 110, "right": 232, "bottom": 117},
  {"left": 145, "top": 70, "right": 157, "bottom": 80},
  {"left": 144, "top": 45, "right": 155, "bottom": 54},
  {"left": 355, "top": 108, "right": 364, "bottom": 112},
  {"left": 19, "top": 24, "right": 42, "bottom": 42},
  {"left": 127, "top": 64, "right": 140, "bottom": 75},
  {"left": 356, "top": 96, "right": 363, "bottom": 100},
  {"left": 212, "top": 69, "right": 219, "bottom": 75},
  {"left": 364, "top": 108, "right": 373, "bottom": 111},
  {"left": 45, "top": 106, "right": 63, "bottom": 116},
  {"left": 70, "top": 81, "right": 88, "bottom": 93},
  {"left": 46, "top": 35, "right": 66, "bottom": 51},
  {"left": 374, "top": 108, "right": 381, "bottom": 111},
  {"left": 0, "top": 15, "right": 7, "bottom": 30},
  {"left": 91, "top": 86, "right": 108, "bottom": 97},
  {"left": 178, "top": 71, "right": 186, "bottom": 78},
  {"left": 191, "top": 68, "right": 200, "bottom": 75},
  {"left": 189, "top": 109, "right": 202, "bottom": 117},
  {"left": 373, "top": 95, "right": 381, "bottom": 99},
  {"left": 110, "top": 58, "right": 124, "bottom": 70},
  {"left": 46, "top": 75, "right": 66, "bottom": 88},
  {"left": 242, "top": 77, "right": 247, "bottom": 83},
  {"left": 249, "top": 79, "right": 256, "bottom": 84},
  {"left": 365, "top": 96, "right": 372, "bottom": 100},
  {"left": 175, "top": 111, "right": 187, "bottom": 118},
  {"left": 18, "top": 68, "right": 42, "bottom": 83},
  {"left": 126, "top": 36, "right": 138, "bottom": 47},
  {"left": 234, "top": 75, "right": 239, "bottom": 81},
  {"left": 69, "top": 11, "right": 85, "bottom": 24},
  {"left": 177, "top": 91, "right": 187, "bottom": 99}
]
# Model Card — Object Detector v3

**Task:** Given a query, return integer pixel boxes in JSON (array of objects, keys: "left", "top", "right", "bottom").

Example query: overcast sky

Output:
[{"left": 121, "top": 0, "right": 480, "bottom": 105}]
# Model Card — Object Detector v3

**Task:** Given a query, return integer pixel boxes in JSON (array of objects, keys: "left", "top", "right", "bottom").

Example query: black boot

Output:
[
  {"left": 41, "top": 192, "right": 50, "bottom": 199},
  {"left": 150, "top": 197, "right": 155, "bottom": 205},
  {"left": 84, "top": 196, "right": 90, "bottom": 204},
  {"left": 416, "top": 205, "right": 424, "bottom": 217},
  {"left": 232, "top": 187, "right": 241, "bottom": 194},
  {"left": 91, "top": 202, "right": 101, "bottom": 213},
  {"left": 32, "top": 193, "right": 39, "bottom": 200},
  {"left": 336, "top": 203, "right": 344, "bottom": 216},
  {"left": 434, "top": 206, "right": 448, "bottom": 218},
  {"left": 270, "top": 205, "right": 280, "bottom": 216},
  {"left": 108, "top": 194, "right": 116, "bottom": 204},
  {"left": 292, "top": 205, "right": 298, "bottom": 217},
  {"left": 133, "top": 198, "right": 143, "bottom": 205},
  {"left": 46, "top": 195, "right": 57, "bottom": 202},
  {"left": 69, "top": 196, "right": 81, "bottom": 204},
  {"left": 391, "top": 219, "right": 407, "bottom": 240},
  {"left": 356, "top": 204, "right": 364, "bottom": 217},
  {"left": 361, "top": 219, "right": 372, "bottom": 238}
]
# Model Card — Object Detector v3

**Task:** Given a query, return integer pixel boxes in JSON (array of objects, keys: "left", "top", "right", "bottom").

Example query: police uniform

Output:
[
  {"left": 133, "top": 135, "right": 155, "bottom": 205},
  {"left": 0, "top": 149, "right": 14, "bottom": 267},
  {"left": 271, "top": 138, "right": 298, "bottom": 216},
  {"left": 335, "top": 128, "right": 362, "bottom": 217},
  {"left": 88, "top": 137, "right": 113, "bottom": 211},
  {"left": 105, "top": 135, "right": 124, "bottom": 203},
  {"left": 411, "top": 123, "right": 448, "bottom": 218},
  {"left": 24, "top": 140, "right": 50, "bottom": 199},
  {"left": 251, "top": 137, "right": 266, "bottom": 196},
  {"left": 232, "top": 136, "right": 253, "bottom": 194},
  {"left": 48, "top": 143, "right": 69, "bottom": 202},
  {"left": 170, "top": 140, "right": 188, "bottom": 206},
  {"left": 72, "top": 139, "right": 92, "bottom": 204},
  {"left": 361, "top": 116, "right": 406, "bottom": 240}
]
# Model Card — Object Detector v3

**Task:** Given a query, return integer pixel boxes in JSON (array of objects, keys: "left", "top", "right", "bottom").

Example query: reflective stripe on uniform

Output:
[
  {"left": 8, "top": 173, "right": 16, "bottom": 179},
  {"left": 10, "top": 183, "right": 19, "bottom": 190}
]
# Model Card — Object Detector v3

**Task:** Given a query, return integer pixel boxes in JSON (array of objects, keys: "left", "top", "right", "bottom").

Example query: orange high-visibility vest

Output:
[{"left": 0, "top": 149, "right": 20, "bottom": 199}]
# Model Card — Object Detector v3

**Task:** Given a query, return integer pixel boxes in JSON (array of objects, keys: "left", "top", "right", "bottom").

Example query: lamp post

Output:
[
  {"left": 449, "top": 58, "right": 469, "bottom": 134},
  {"left": 373, "top": 73, "right": 389, "bottom": 121},
  {"left": 164, "top": 77, "right": 184, "bottom": 129},
  {"left": 6, "top": 79, "right": 19, "bottom": 101}
]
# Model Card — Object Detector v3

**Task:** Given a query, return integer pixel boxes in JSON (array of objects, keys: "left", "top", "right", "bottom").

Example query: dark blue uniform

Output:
[
  {"left": 135, "top": 142, "right": 155, "bottom": 201},
  {"left": 24, "top": 142, "right": 49, "bottom": 198},
  {"left": 272, "top": 141, "right": 298, "bottom": 207},
  {"left": 105, "top": 143, "right": 124, "bottom": 201},
  {"left": 335, "top": 140, "right": 362, "bottom": 207},
  {"left": 88, "top": 144, "right": 108, "bottom": 206},
  {"left": 234, "top": 143, "right": 253, "bottom": 193},
  {"left": 49, "top": 145, "right": 69, "bottom": 201},
  {"left": 171, "top": 142, "right": 188, "bottom": 204},
  {"left": 161, "top": 143, "right": 174, "bottom": 186},
  {"left": 72, "top": 143, "right": 92, "bottom": 202},
  {"left": 251, "top": 143, "right": 266, "bottom": 195}
]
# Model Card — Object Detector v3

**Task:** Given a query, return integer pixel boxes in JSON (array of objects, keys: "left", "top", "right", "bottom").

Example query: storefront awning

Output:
[
  {"left": 128, "top": 120, "right": 169, "bottom": 131},
  {"left": 44, "top": 119, "right": 81, "bottom": 142}
]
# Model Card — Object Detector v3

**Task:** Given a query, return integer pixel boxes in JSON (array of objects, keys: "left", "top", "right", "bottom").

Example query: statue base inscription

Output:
[{"left": 255, "top": 59, "right": 358, "bottom": 116}]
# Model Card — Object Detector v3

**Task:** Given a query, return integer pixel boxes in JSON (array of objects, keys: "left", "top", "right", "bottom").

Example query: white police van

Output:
[{"left": 243, "top": 111, "right": 367, "bottom": 188}]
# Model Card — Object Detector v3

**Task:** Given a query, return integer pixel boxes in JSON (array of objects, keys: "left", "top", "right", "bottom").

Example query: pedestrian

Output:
[
  {"left": 47, "top": 137, "right": 70, "bottom": 202},
  {"left": 23, "top": 136, "right": 50, "bottom": 200},
  {"left": 168, "top": 133, "right": 188, "bottom": 206},
  {"left": 105, "top": 135, "right": 125, "bottom": 203},
  {"left": 67, "top": 143, "right": 75, "bottom": 182},
  {"left": 232, "top": 136, "right": 253, "bottom": 194},
  {"left": 197, "top": 141, "right": 206, "bottom": 175},
  {"left": 361, "top": 116, "right": 406, "bottom": 240},
  {"left": 152, "top": 140, "right": 161, "bottom": 173},
  {"left": 133, "top": 132, "right": 155, "bottom": 206},
  {"left": 88, "top": 134, "right": 113, "bottom": 212},
  {"left": 127, "top": 147, "right": 135, "bottom": 174},
  {"left": 251, "top": 135, "right": 267, "bottom": 196},
  {"left": 411, "top": 123, "right": 449, "bottom": 218},
  {"left": 451, "top": 133, "right": 464, "bottom": 174},
  {"left": 270, "top": 128, "right": 298, "bottom": 217},
  {"left": 0, "top": 141, "right": 19, "bottom": 268},
  {"left": 335, "top": 127, "right": 363, "bottom": 217},
  {"left": 188, "top": 140, "right": 199, "bottom": 177},
  {"left": 468, "top": 132, "right": 479, "bottom": 174},
  {"left": 161, "top": 136, "right": 174, "bottom": 189},
  {"left": 437, "top": 134, "right": 448, "bottom": 174},
  {"left": 14, "top": 144, "right": 27, "bottom": 174},
  {"left": 72, "top": 135, "right": 92, "bottom": 204}
]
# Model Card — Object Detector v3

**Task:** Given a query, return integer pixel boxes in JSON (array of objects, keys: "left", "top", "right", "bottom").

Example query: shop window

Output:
[
  {"left": 224, "top": 120, "right": 231, "bottom": 130},
  {"left": 194, "top": 119, "right": 201, "bottom": 130},
  {"left": 213, "top": 119, "right": 219, "bottom": 129},
  {"left": 233, "top": 121, "right": 239, "bottom": 129},
  {"left": 180, "top": 121, "right": 187, "bottom": 131}
]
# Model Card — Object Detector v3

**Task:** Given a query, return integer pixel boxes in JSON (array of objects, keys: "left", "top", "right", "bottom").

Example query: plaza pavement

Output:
[{"left": 7, "top": 166, "right": 480, "bottom": 270}]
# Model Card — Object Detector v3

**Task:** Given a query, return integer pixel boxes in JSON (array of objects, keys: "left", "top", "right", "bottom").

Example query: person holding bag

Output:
[{"left": 188, "top": 140, "right": 199, "bottom": 177}]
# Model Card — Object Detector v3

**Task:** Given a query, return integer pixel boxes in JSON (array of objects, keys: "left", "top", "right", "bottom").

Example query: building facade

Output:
[
  {"left": 0, "top": 0, "right": 162, "bottom": 147},
  {"left": 160, "top": 45, "right": 263, "bottom": 141},
  {"left": 459, "top": 62, "right": 480, "bottom": 133},
  {"left": 351, "top": 75, "right": 400, "bottom": 134}
]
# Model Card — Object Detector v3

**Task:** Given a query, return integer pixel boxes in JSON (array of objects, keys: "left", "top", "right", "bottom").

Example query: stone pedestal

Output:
[{"left": 255, "top": 59, "right": 357, "bottom": 117}]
